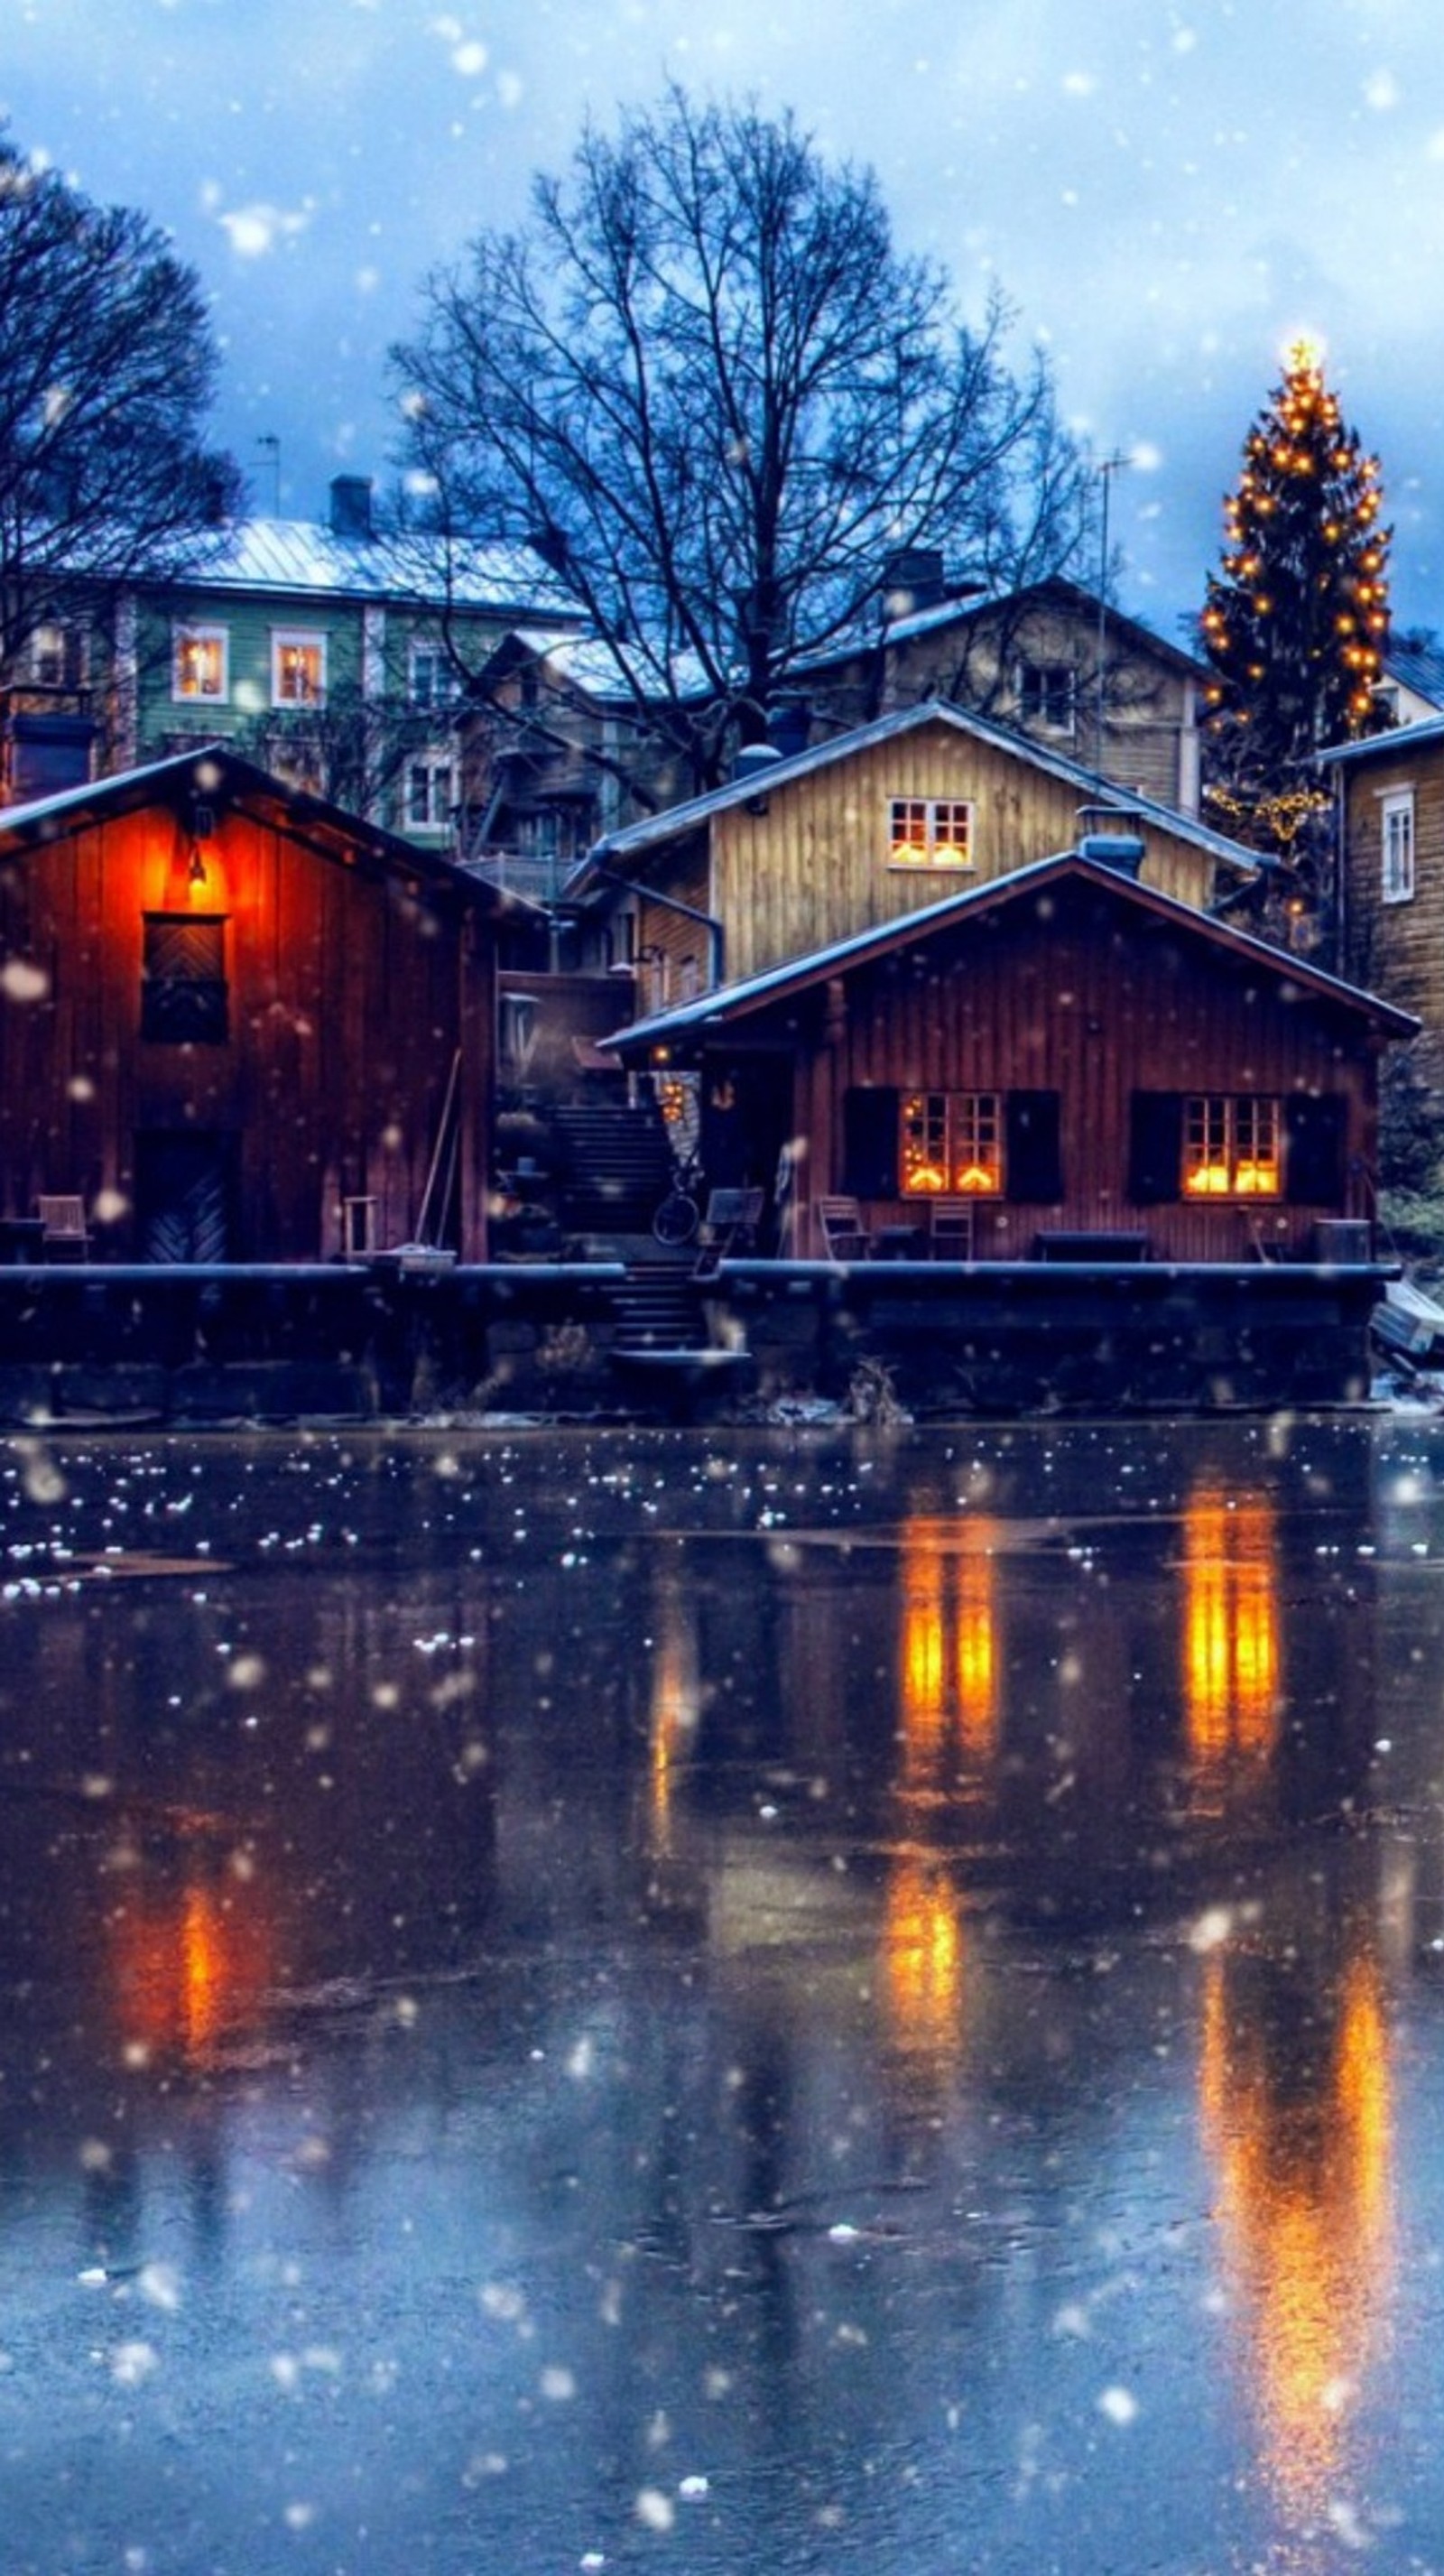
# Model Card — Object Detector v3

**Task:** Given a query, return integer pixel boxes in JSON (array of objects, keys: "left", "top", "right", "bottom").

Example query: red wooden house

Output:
[
  {"left": 604, "top": 833, "right": 1415, "bottom": 1267},
  {"left": 0, "top": 746, "right": 532, "bottom": 1264}
]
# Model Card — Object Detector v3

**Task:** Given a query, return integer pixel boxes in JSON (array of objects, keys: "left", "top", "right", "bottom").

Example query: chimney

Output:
[
  {"left": 1075, "top": 805, "right": 1146, "bottom": 878},
  {"left": 329, "top": 475, "right": 375, "bottom": 540},
  {"left": 880, "top": 547, "right": 947, "bottom": 615}
]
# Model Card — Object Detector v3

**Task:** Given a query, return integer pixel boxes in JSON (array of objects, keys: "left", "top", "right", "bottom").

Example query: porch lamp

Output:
[{"left": 186, "top": 799, "right": 216, "bottom": 888}]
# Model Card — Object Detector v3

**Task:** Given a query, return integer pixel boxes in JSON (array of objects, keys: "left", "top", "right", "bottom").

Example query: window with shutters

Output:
[
  {"left": 141, "top": 914, "right": 228, "bottom": 1044},
  {"left": 1182, "top": 1095, "right": 1281, "bottom": 1198},
  {"left": 901, "top": 1091, "right": 1002, "bottom": 1195}
]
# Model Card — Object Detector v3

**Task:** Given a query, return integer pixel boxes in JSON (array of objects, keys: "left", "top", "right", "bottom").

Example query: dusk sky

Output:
[{"left": 5, "top": 0, "right": 1443, "bottom": 642}]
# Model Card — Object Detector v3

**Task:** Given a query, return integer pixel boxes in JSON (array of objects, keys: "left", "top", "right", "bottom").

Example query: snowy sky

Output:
[{"left": 5, "top": 0, "right": 1444, "bottom": 644}]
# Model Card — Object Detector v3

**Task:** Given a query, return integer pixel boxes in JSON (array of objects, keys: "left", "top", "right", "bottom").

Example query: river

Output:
[{"left": 3, "top": 1413, "right": 1444, "bottom": 2574}]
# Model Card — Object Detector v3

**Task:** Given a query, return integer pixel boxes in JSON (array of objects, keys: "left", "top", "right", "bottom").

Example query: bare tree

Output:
[
  {"left": 393, "top": 88, "right": 1091, "bottom": 799},
  {"left": 0, "top": 124, "right": 242, "bottom": 692}
]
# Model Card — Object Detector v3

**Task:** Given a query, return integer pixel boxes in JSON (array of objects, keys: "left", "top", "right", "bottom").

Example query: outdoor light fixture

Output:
[{"left": 187, "top": 841, "right": 209, "bottom": 887}]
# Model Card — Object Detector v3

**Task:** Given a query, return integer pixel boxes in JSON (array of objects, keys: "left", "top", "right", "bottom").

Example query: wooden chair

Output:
[
  {"left": 692, "top": 1186, "right": 764, "bottom": 1280},
  {"left": 35, "top": 1194, "right": 89, "bottom": 1259},
  {"left": 929, "top": 1199, "right": 976, "bottom": 1261},
  {"left": 817, "top": 1196, "right": 871, "bottom": 1261}
]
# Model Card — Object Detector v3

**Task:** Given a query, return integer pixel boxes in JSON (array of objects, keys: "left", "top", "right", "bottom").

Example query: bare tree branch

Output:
[{"left": 393, "top": 88, "right": 1091, "bottom": 799}]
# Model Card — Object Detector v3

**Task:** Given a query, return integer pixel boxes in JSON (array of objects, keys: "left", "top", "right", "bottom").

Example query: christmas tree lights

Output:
[{"left": 1201, "top": 343, "right": 1392, "bottom": 785}]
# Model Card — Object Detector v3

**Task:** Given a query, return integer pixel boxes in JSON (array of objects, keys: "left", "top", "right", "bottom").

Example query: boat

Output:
[{"left": 1374, "top": 1274, "right": 1444, "bottom": 1365}]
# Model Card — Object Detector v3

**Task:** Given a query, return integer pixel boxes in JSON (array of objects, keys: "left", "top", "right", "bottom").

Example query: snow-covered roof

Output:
[
  {"left": 789, "top": 575, "right": 1211, "bottom": 685},
  {"left": 602, "top": 847, "right": 1417, "bottom": 1053},
  {"left": 1383, "top": 639, "right": 1444, "bottom": 711},
  {"left": 155, "top": 517, "right": 582, "bottom": 620},
  {"left": 1317, "top": 710, "right": 1444, "bottom": 767},
  {"left": 568, "top": 698, "right": 1261, "bottom": 887},
  {"left": 0, "top": 743, "right": 542, "bottom": 918}
]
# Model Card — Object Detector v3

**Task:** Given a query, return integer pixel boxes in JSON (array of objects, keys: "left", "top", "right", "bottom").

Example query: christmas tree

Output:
[{"left": 1200, "top": 343, "right": 1390, "bottom": 857}]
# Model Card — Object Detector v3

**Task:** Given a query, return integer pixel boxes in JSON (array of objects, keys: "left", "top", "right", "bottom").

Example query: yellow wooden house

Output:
[{"left": 563, "top": 700, "right": 1261, "bottom": 1004}]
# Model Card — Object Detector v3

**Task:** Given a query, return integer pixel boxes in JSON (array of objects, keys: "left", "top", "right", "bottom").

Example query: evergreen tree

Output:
[{"left": 1199, "top": 345, "right": 1389, "bottom": 858}]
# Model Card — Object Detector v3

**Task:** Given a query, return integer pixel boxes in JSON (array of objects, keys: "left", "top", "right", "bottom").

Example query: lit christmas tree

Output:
[{"left": 1200, "top": 342, "right": 1390, "bottom": 859}]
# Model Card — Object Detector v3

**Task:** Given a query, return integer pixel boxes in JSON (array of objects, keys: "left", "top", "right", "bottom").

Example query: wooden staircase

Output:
[
  {"left": 553, "top": 1098, "right": 674, "bottom": 1240},
  {"left": 608, "top": 1255, "right": 709, "bottom": 1354}
]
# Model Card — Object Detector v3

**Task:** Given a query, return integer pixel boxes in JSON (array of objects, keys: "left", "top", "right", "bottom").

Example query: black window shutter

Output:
[
  {"left": 842, "top": 1088, "right": 899, "bottom": 1198},
  {"left": 1285, "top": 1095, "right": 1347, "bottom": 1204},
  {"left": 1004, "top": 1090, "right": 1062, "bottom": 1203},
  {"left": 1128, "top": 1092, "right": 1185, "bottom": 1204}
]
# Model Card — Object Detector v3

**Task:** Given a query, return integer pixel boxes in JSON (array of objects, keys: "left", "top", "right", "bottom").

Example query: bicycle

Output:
[{"left": 652, "top": 1151, "right": 703, "bottom": 1246}]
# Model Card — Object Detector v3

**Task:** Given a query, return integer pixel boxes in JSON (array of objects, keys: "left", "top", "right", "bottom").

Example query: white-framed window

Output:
[
  {"left": 1183, "top": 1096, "right": 1282, "bottom": 1200},
  {"left": 271, "top": 629, "right": 327, "bottom": 708},
  {"left": 407, "top": 640, "right": 457, "bottom": 711},
  {"left": 887, "top": 797, "right": 975, "bottom": 869},
  {"left": 30, "top": 621, "right": 86, "bottom": 690},
  {"left": 1381, "top": 788, "right": 1415, "bottom": 903},
  {"left": 406, "top": 756, "right": 454, "bottom": 830},
  {"left": 901, "top": 1091, "right": 1003, "bottom": 1196},
  {"left": 1017, "top": 661, "right": 1076, "bottom": 734},
  {"left": 171, "top": 625, "right": 228, "bottom": 703}
]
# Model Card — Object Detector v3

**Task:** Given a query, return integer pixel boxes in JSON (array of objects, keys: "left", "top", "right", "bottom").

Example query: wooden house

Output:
[
  {"left": 565, "top": 701, "right": 1262, "bottom": 1005},
  {"left": 602, "top": 835, "right": 1414, "bottom": 1266},
  {"left": 1319, "top": 715, "right": 1444, "bottom": 1024},
  {"left": 0, "top": 745, "right": 533, "bottom": 1264},
  {"left": 789, "top": 572, "right": 1209, "bottom": 816}
]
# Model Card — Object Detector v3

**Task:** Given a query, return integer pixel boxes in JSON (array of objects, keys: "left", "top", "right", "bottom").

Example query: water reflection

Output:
[
  {"left": 0, "top": 1422, "right": 1435, "bottom": 2576},
  {"left": 1181, "top": 1482, "right": 1281, "bottom": 1793},
  {"left": 1199, "top": 1889, "right": 1394, "bottom": 2523}
]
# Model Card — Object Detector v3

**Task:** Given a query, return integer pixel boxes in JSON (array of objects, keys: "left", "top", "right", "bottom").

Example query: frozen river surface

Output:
[{"left": 5, "top": 1414, "right": 1444, "bottom": 2573}]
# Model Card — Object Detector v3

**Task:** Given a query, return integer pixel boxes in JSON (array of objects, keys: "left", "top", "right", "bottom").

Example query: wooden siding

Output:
[
  {"left": 635, "top": 833, "right": 715, "bottom": 1006},
  {"left": 1342, "top": 749, "right": 1444, "bottom": 1035},
  {"left": 692, "top": 879, "right": 1382, "bottom": 1262},
  {"left": 0, "top": 803, "right": 494, "bottom": 1260},
  {"left": 797, "top": 599, "right": 1199, "bottom": 811},
  {"left": 703, "top": 719, "right": 1222, "bottom": 984}
]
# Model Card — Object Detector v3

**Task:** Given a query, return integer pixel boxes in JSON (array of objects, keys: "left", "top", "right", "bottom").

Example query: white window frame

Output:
[
  {"left": 886, "top": 796, "right": 976, "bottom": 871},
  {"left": 405, "top": 755, "right": 454, "bottom": 831},
  {"left": 171, "top": 624, "right": 228, "bottom": 704},
  {"left": 1381, "top": 787, "right": 1415, "bottom": 904},
  {"left": 270, "top": 628, "right": 328, "bottom": 709},
  {"left": 407, "top": 639, "right": 457, "bottom": 711}
]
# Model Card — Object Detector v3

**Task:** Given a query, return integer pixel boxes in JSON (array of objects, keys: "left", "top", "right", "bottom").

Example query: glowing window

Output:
[
  {"left": 1183, "top": 1096, "right": 1281, "bottom": 1198},
  {"left": 1381, "top": 790, "right": 1414, "bottom": 903},
  {"left": 271, "top": 630, "right": 327, "bottom": 708},
  {"left": 902, "top": 1092, "right": 1002, "bottom": 1196},
  {"left": 887, "top": 798, "right": 974, "bottom": 869},
  {"left": 171, "top": 625, "right": 228, "bottom": 702}
]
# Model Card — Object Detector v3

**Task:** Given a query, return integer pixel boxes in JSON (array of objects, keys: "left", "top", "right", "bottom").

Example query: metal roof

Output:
[
  {"left": 1318, "top": 710, "right": 1444, "bottom": 766},
  {"left": 154, "top": 517, "right": 581, "bottom": 619},
  {"left": 569, "top": 698, "right": 1262, "bottom": 888},
  {"left": 602, "top": 846, "right": 1417, "bottom": 1052}
]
